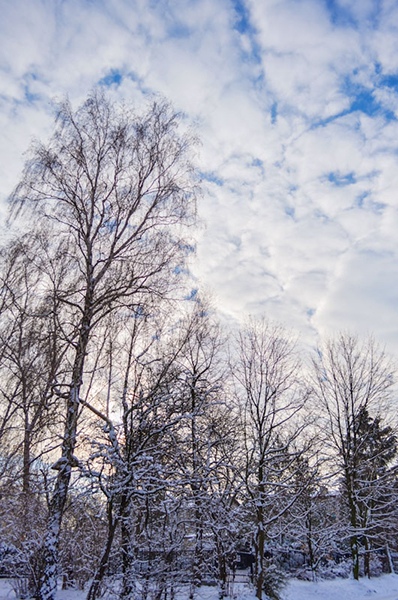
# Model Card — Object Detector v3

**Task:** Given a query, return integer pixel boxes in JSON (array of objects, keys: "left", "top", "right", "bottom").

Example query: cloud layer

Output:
[{"left": 1, "top": 0, "right": 398, "bottom": 353}]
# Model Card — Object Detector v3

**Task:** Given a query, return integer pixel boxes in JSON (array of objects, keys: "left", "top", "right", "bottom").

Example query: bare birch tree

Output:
[
  {"left": 7, "top": 90, "right": 198, "bottom": 600},
  {"left": 233, "top": 318, "right": 309, "bottom": 600},
  {"left": 170, "top": 302, "right": 230, "bottom": 599},
  {"left": 311, "top": 333, "right": 396, "bottom": 580}
]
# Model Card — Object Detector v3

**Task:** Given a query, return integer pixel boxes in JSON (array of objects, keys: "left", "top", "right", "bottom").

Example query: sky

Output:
[{"left": 1, "top": 0, "right": 398, "bottom": 354}]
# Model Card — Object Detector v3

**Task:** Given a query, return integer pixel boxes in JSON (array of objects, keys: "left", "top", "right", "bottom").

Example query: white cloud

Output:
[{"left": 313, "top": 247, "right": 398, "bottom": 351}]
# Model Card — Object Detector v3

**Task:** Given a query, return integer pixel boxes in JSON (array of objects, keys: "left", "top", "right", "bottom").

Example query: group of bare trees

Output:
[{"left": 0, "top": 92, "right": 397, "bottom": 600}]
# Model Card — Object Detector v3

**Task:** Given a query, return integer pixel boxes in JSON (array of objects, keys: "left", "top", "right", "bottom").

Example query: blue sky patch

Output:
[
  {"left": 285, "top": 206, "right": 296, "bottom": 219},
  {"left": 312, "top": 80, "right": 396, "bottom": 130},
  {"left": 173, "top": 265, "right": 189, "bottom": 275},
  {"left": 21, "top": 72, "right": 42, "bottom": 104},
  {"left": 350, "top": 89, "right": 381, "bottom": 116},
  {"left": 178, "top": 242, "right": 196, "bottom": 255},
  {"left": 328, "top": 171, "right": 356, "bottom": 186},
  {"left": 354, "top": 192, "right": 385, "bottom": 213},
  {"left": 350, "top": 89, "right": 396, "bottom": 120},
  {"left": 310, "top": 104, "right": 357, "bottom": 129},
  {"left": 341, "top": 75, "right": 380, "bottom": 116},
  {"left": 23, "top": 86, "right": 40, "bottom": 104},
  {"left": 99, "top": 70, "right": 123, "bottom": 87},
  {"left": 324, "top": 0, "right": 357, "bottom": 27},
  {"left": 355, "top": 192, "right": 368, "bottom": 208},
  {"left": 231, "top": 0, "right": 251, "bottom": 34},
  {"left": 368, "top": 199, "right": 386, "bottom": 213},
  {"left": 341, "top": 75, "right": 397, "bottom": 120},
  {"left": 185, "top": 288, "right": 198, "bottom": 301},
  {"left": 200, "top": 171, "right": 224, "bottom": 186},
  {"left": 271, "top": 102, "right": 278, "bottom": 124},
  {"left": 325, "top": 0, "right": 382, "bottom": 28},
  {"left": 231, "top": 0, "right": 262, "bottom": 67},
  {"left": 166, "top": 20, "right": 191, "bottom": 39},
  {"left": 251, "top": 158, "right": 263, "bottom": 170},
  {"left": 380, "top": 73, "right": 398, "bottom": 91}
]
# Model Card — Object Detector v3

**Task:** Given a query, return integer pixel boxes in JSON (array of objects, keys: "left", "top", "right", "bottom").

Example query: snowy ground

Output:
[
  {"left": 1, "top": 575, "right": 398, "bottom": 600},
  {"left": 284, "top": 574, "right": 398, "bottom": 600}
]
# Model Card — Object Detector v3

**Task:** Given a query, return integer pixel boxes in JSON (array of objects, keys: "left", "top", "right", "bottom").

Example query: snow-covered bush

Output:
[{"left": 261, "top": 562, "right": 287, "bottom": 600}]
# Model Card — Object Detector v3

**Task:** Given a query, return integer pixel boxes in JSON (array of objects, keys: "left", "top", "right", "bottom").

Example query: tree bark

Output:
[
  {"left": 36, "top": 306, "right": 92, "bottom": 600},
  {"left": 86, "top": 499, "right": 119, "bottom": 600}
]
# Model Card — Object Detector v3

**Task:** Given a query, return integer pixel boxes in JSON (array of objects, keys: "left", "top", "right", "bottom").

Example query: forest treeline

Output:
[{"left": 0, "top": 92, "right": 397, "bottom": 600}]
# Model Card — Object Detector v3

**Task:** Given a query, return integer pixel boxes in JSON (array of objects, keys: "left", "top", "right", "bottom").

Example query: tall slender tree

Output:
[
  {"left": 171, "top": 303, "right": 228, "bottom": 599},
  {"left": 233, "top": 319, "right": 308, "bottom": 600},
  {"left": 311, "top": 333, "right": 396, "bottom": 579},
  {"left": 6, "top": 91, "right": 198, "bottom": 600}
]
